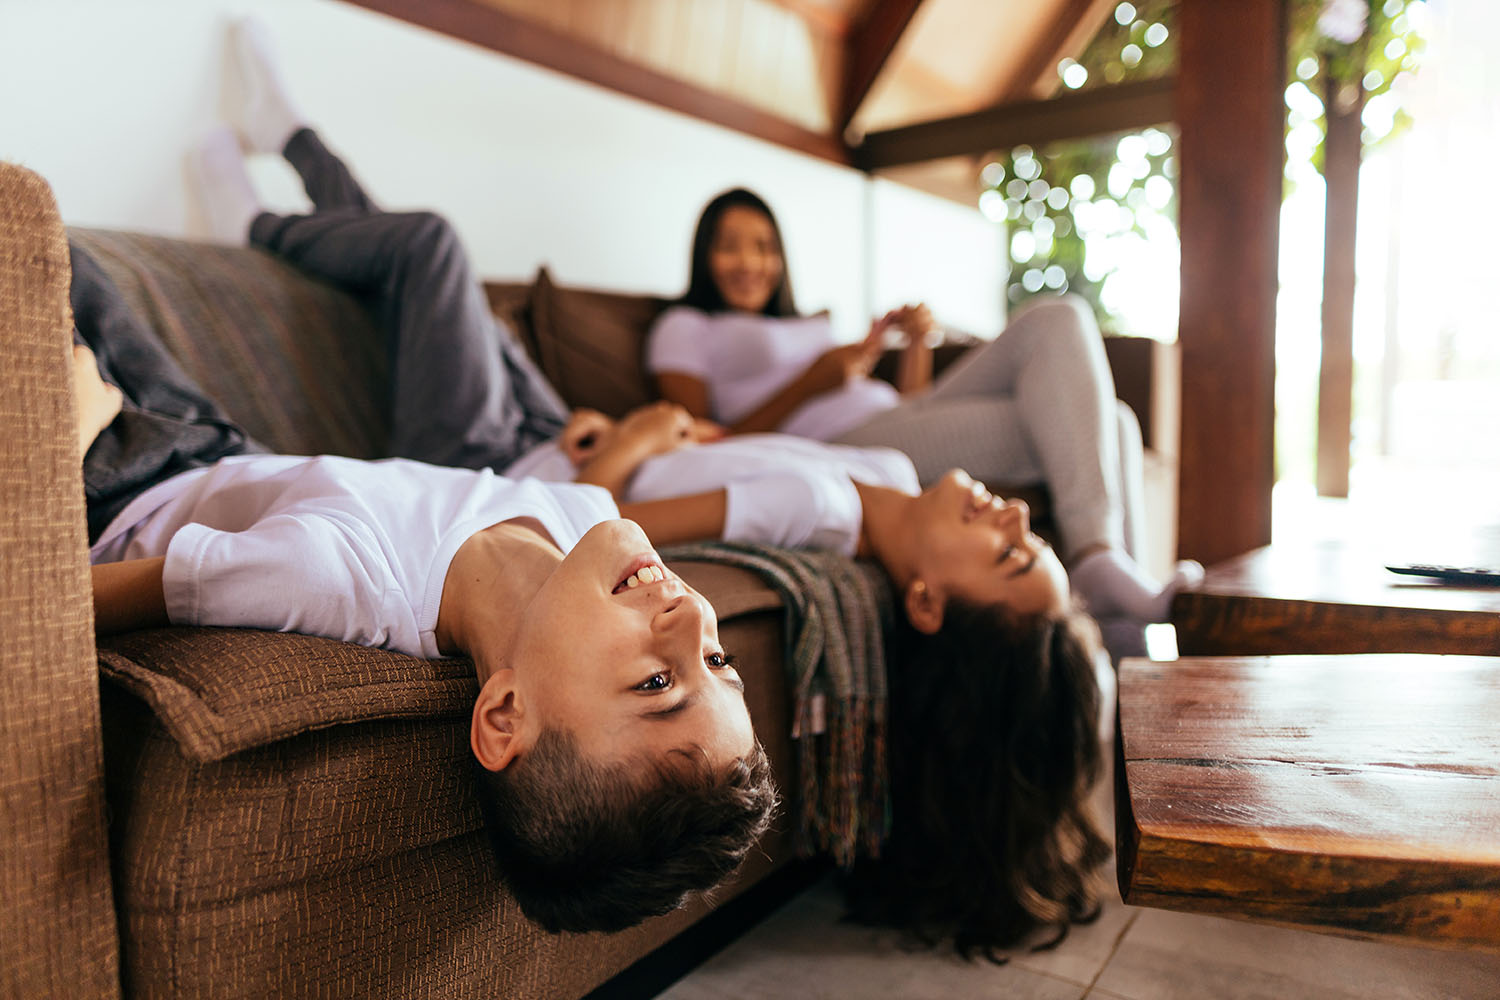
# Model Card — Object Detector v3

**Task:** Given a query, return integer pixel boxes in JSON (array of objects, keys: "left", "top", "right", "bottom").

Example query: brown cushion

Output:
[
  {"left": 96, "top": 562, "right": 782, "bottom": 764},
  {"left": 98, "top": 628, "right": 477, "bottom": 763},
  {"left": 482, "top": 279, "right": 539, "bottom": 363},
  {"left": 527, "top": 266, "right": 668, "bottom": 417}
]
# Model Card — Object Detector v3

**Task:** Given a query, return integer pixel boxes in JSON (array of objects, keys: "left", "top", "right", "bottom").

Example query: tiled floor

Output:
[
  {"left": 658, "top": 872, "right": 1500, "bottom": 1000},
  {"left": 658, "top": 755, "right": 1500, "bottom": 1000}
]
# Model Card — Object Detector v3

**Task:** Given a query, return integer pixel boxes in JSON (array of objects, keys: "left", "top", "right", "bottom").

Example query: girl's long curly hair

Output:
[{"left": 842, "top": 598, "right": 1111, "bottom": 961}]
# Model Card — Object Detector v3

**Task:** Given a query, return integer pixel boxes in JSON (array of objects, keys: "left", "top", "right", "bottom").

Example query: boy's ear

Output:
[
  {"left": 471, "top": 669, "right": 527, "bottom": 772},
  {"left": 904, "top": 578, "right": 945, "bottom": 635}
]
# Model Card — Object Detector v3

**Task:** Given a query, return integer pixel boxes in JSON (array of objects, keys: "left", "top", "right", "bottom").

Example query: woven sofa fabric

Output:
[
  {"left": 0, "top": 164, "right": 122, "bottom": 998},
  {"left": 95, "top": 562, "right": 779, "bottom": 765},
  {"left": 103, "top": 605, "right": 795, "bottom": 1000},
  {"left": 529, "top": 265, "right": 668, "bottom": 418},
  {"left": 69, "top": 229, "right": 390, "bottom": 459},
  {"left": 98, "top": 628, "right": 479, "bottom": 762}
]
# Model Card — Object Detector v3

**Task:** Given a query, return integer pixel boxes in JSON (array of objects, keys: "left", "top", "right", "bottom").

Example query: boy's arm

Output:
[{"left": 92, "top": 557, "right": 168, "bottom": 635}]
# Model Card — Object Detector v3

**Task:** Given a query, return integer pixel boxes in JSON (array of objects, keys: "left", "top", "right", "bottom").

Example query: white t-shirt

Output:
[
  {"left": 90, "top": 455, "right": 617, "bottom": 659},
  {"left": 646, "top": 306, "right": 901, "bottom": 441},
  {"left": 503, "top": 434, "right": 919, "bottom": 556}
]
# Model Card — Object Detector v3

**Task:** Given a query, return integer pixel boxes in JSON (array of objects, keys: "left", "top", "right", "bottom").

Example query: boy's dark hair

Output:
[
  {"left": 475, "top": 727, "right": 779, "bottom": 934},
  {"left": 678, "top": 188, "right": 799, "bottom": 317},
  {"left": 842, "top": 598, "right": 1110, "bottom": 961}
]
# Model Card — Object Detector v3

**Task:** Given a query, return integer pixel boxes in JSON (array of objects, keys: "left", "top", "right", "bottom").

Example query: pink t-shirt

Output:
[{"left": 646, "top": 306, "right": 900, "bottom": 441}]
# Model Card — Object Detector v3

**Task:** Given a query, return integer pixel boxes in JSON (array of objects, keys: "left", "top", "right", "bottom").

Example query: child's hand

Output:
[
  {"left": 560, "top": 408, "right": 616, "bottom": 466},
  {"left": 72, "top": 342, "right": 123, "bottom": 456}
]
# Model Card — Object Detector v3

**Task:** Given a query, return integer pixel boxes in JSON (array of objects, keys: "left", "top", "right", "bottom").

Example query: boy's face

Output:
[{"left": 483, "top": 519, "right": 755, "bottom": 771}]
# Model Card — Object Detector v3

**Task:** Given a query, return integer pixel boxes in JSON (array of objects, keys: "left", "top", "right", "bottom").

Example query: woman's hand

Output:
[{"left": 806, "top": 337, "right": 883, "bottom": 395}]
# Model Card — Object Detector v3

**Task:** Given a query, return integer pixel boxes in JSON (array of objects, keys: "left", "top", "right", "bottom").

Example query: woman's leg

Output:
[
  {"left": 837, "top": 295, "right": 1199, "bottom": 622},
  {"left": 839, "top": 295, "right": 1126, "bottom": 557}
]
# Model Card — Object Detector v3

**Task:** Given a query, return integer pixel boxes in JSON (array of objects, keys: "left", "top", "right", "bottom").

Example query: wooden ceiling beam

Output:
[
  {"left": 854, "top": 75, "right": 1175, "bottom": 169},
  {"left": 342, "top": 0, "right": 853, "bottom": 165},
  {"left": 997, "top": 0, "right": 1116, "bottom": 102},
  {"left": 837, "top": 0, "right": 927, "bottom": 134},
  {"left": 761, "top": 0, "right": 853, "bottom": 38}
]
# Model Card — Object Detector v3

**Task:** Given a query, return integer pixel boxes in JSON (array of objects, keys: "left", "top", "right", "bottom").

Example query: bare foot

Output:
[{"left": 72, "top": 343, "right": 123, "bottom": 456}]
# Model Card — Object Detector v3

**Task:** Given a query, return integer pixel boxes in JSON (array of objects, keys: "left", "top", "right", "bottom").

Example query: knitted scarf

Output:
[{"left": 661, "top": 541, "right": 893, "bottom": 865}]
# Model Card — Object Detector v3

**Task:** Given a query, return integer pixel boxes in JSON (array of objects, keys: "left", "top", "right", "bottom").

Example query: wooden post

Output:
[
  {"left": 1316, "top": 68, "right": 1365, "bottom": 498},
  {"left": 1175, "top": 0, "right": 1287, "bottom": 565}
]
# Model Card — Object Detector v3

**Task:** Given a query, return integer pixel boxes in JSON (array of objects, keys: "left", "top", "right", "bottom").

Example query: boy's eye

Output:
[
  {"left": 706, "top": 651, "right": 737, "bottom": 670},
  {"left": 636, "top": 673, "right": 671, "bottom": 692}
]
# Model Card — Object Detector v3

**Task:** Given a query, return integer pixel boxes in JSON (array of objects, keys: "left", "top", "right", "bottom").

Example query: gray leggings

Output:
[{"left": 833, "top": 296, "right": 1144, "bottom": 561}]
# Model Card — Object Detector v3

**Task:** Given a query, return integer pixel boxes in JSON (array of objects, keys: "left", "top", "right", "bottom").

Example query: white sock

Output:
[
  {"left": 1070, "top": 549, "right": 1204, "bottom": 623},
  {"left": 191, "top": 126, "right": 262, "bottom": 245},
  {"left": 233, "top": 16, "right": 306, "bottom": 153}
]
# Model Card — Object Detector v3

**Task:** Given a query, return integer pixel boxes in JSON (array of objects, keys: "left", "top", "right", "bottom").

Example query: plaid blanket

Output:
[{"left": 662, "top": 541, "right": 893, "bottom": 865}]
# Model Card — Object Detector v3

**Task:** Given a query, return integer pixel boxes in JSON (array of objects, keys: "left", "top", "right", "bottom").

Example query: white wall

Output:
[{"left": 0, "top": 0, "right": 1004, "bottom": 338}]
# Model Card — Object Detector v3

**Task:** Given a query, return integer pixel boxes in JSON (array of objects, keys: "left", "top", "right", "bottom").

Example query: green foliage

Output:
[{"left": 985, "top": 0, "right": 1424, "bottom": 330}]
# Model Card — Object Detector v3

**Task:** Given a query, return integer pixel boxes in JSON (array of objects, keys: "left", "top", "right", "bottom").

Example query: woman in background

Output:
[{"left": 648, "top": 188, "right": 1202, "bottom": 633}]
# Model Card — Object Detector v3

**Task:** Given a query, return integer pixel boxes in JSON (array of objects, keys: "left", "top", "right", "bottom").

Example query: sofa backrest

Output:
[
  {"left": 493, "top": 266, "right": 672, "bottom": 419},
  {"left": 70, "top": 229, "right": 391, "bottom": 458}
]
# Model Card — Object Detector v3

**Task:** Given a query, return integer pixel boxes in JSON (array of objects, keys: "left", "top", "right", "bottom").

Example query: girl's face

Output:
[
  {"left": 709, "top": 206, "right": 783, "bottom": 314},
  {"left": 909, "top": 471, "right": 1070, "bottom": 620}
]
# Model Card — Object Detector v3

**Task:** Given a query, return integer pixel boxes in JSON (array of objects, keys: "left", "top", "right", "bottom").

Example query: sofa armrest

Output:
[{"left": 0, "top": 163, "right": 121, "bottom": 997}]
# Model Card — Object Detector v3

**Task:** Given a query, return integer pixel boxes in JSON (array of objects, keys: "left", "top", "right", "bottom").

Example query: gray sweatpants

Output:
[
  {"left": 833, "top": 296, "right": 1144, "bottom": 561},
  {"left": 79, "top": 128, "right": 569, "bottom": 540}
]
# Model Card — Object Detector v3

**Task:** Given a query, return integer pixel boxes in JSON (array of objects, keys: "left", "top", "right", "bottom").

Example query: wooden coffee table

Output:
[
  {"left": 1171, "top": 541, "right": 1500, "bottom": 657},
  {"left": 1115, "top": 652, "right": 1500, "bottom": 949}
]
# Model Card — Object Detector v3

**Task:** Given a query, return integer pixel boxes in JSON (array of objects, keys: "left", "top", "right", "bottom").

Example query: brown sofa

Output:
[
  {"left": 0, "top": 162, "right": 800, "bottom": 999},
  {"left": 1, "top": 160, "right": 1174, "bottom": 998}
]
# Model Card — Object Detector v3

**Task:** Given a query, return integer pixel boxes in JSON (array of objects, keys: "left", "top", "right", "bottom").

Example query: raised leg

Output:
[
  {"left": 70, "top": 244, "right": 257, "bottom": 541},
  {"left": 249, "top": 208, "right": 568, "bottom": 469}
]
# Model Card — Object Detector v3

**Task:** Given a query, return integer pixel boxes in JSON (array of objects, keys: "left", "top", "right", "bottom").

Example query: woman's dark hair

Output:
[
  {"left": 678, "top": 188, "right": 799, "bottom": 317},
  {"left": 475, "top": 727, "right": 779, "bottom": 934},
  {"left": 842, "top": 598, "right": 1110, "bottom": 961}
]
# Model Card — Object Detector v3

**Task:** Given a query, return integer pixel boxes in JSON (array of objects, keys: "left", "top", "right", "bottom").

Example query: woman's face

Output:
[
  {"left": 908, "top": 471, "right": 1070, "bottom": 620},
  {"left": 709, "top": 205, "right": 783, "bottom": 314},
  {"left": 506, "top": 519, "right": 755, "bottom": 769}
]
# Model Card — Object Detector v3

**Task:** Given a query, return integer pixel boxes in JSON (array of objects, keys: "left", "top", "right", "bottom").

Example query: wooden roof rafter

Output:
[
  {"left": 855, "top": 75, "right": 1176, "bottom": 169},
  {"left": 837, "top": 0, "right": 928, "bottom": 135},
  {"left": 346, "top": 0, "right": 853, "bottom": 165}
]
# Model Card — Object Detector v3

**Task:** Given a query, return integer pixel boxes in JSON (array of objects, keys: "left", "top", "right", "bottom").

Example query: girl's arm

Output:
[
  {"left": 92, "top": 557, "right": 169, "bottom": 635},
  {"left": 618, "top": 491, "right": 728, "bottom": 545}
]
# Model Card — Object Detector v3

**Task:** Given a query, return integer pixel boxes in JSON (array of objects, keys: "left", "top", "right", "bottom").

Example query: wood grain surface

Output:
[
  {"left": 1172, "top": 542, "right": 1500, "bottom": 656},
  {"left": 1117, "top": 653, "right": 1500, "bottom": 949}
]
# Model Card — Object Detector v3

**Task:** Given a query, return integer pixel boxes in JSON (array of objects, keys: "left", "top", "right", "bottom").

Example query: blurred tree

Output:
[{"left": 982, "top": 0, "right": 1423, "bottom": 334}]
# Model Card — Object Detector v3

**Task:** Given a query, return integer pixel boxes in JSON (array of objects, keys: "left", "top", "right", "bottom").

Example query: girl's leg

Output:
[
  {"left": 70, "top": 243, "right": 257, "bottom": 542},
  {"left": 249, "top": 208, "right": 568, "bottom": 469},
  {"left": 281, "top": 127, "right": 378, "bottom": 214},
  {"left": 233, "top": 18, "right": 376, "bottom": 212}
]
